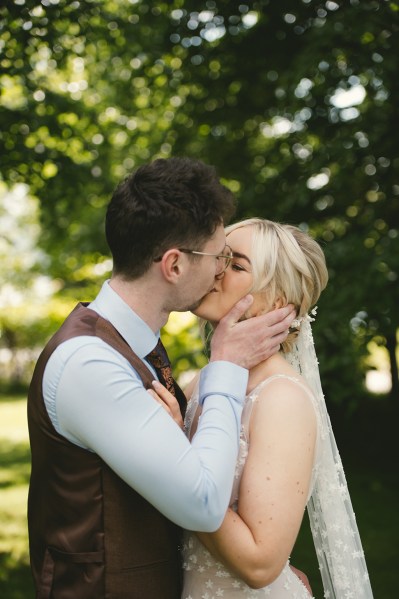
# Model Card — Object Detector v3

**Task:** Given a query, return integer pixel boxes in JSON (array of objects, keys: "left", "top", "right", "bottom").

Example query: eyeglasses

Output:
[{"left": 179, "top": 244, "right": 233, "bottom": 275}]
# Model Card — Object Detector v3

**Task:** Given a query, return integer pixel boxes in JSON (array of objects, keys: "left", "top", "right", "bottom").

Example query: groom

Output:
[{"left": 27, "top": 157, "right": 295, "bottom": 598}]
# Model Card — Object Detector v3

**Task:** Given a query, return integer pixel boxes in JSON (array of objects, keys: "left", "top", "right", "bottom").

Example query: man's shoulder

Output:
[{"left": 45, "top": 335, "right": 112, "bottom": 374}]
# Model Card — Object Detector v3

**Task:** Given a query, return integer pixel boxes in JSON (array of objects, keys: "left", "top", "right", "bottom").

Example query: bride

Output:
[{"left": 154, "top": 218, "right": 373, "bottom": 598}]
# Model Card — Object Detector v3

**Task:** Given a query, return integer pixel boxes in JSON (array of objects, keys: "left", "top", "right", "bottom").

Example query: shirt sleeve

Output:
[{"left": 45, "top": 338, "right": 248, "bottom": 532}]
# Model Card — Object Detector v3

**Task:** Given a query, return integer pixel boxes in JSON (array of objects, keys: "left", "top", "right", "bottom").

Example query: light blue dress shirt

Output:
[{"left": 43, "top": 281, "right": 248, "bottom": 532}]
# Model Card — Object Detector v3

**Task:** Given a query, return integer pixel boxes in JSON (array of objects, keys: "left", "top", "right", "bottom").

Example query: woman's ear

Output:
[
  {"left": 273, "top": 297, "right": 284, "bottom": 309},
  {"left": 246, "top": 292, "right": 270, "bottom": 318}
]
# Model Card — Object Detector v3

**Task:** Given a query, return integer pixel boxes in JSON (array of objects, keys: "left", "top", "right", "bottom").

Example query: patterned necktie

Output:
[{"left": 146, "top": 338, "right": 187, "bottom": 417}]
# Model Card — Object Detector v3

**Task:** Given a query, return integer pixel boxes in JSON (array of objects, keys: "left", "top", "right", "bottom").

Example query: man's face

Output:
[{"left": 174, "top": 224, "right": 228, "bottom": 312}]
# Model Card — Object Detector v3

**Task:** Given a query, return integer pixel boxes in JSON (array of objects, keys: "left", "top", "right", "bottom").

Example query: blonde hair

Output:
[{"left": 225, "top": 218, "right": 329, "bottom": 352}]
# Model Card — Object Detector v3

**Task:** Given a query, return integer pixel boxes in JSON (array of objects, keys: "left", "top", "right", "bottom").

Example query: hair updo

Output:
[{"left": 225, "top": 218, "right": 329, "bottom": 353}]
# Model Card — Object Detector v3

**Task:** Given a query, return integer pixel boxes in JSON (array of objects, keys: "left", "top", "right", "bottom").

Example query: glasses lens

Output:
[
  {"left": 219, "top": 246, "right": 232, "bottom": 273},
  {"left": 215, "top": 256, "right": 224, "bottom": 274}
]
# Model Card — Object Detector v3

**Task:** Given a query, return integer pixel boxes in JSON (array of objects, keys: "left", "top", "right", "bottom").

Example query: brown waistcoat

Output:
[{"left": 27, "top": 303, "right": 182, "bottom": 599}]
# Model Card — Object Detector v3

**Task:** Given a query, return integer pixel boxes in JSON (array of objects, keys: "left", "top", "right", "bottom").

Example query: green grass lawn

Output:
[
  {"left": 0, "top": 394, "right": 33, "bottom": 598},
  {"left": 1, "top": 392, "right": 398, "bottom": 598}
]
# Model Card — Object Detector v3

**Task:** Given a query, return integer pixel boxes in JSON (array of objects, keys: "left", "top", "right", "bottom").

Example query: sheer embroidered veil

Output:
[{"left": 285, "top": 309, "right": 374, "bottom": 599}]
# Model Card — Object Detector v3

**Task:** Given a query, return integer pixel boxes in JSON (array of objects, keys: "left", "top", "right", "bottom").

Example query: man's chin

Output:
[
  {"left": 185, "top": 293, "right": 212, "bottom": 314},
  {"left": 171, "top": 299, "right": 203, "bottom": 314},
  {"left": 186, "top": 299, "right": 203, "bottom": 313},
  {"left": 179, "top": 287, "right": 214, "bottom": 314}
]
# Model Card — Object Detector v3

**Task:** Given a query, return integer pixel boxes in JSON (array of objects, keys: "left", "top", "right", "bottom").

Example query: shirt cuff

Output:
[{"left": 198, "top": 361, "right": 248, "bottom": 407}]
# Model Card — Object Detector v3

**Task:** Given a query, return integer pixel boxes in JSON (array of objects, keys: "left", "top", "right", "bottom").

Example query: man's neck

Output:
[{"left": 109, "top": 275, "right": 169, "bottom": 333}]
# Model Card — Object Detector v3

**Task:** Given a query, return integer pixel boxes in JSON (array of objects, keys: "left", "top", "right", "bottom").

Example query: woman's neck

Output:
[{"left": 247, "top": 351, "right": 295, "bottom": 394}]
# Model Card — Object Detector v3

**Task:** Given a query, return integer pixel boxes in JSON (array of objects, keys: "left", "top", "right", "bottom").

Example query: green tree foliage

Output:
[
  {"left": 0, "top": 183, "right": 77, "bottom": 386},
  {"left": 1, "top": 0, "right": 181, "bottom": 278},
  {"left": 1, "top": 0, "right": 398, "bottom": 401},
  {"left": 165, "top": 0, "right": 399, "bottom": 400}
]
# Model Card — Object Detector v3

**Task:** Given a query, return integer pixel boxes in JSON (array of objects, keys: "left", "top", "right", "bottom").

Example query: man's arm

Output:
[{"left": 47, "top": 337, "right": 247, "bottom": 532}]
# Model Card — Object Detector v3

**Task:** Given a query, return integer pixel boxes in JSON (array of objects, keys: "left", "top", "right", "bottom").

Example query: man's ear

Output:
[{"left": 159, "top": 249, "right": 184, "bottom": 282}]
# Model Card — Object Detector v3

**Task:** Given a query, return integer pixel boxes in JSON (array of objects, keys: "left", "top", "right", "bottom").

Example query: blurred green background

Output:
[{"left": 1, "top": 0, "right": 398, "bottom": 596}]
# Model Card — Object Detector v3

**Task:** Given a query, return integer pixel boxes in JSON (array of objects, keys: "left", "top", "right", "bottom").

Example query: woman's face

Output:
[{"left": 193, "top": 226, "right": 267, "bottom": 324}]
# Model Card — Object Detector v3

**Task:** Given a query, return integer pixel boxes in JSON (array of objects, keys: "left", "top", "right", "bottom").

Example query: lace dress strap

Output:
[{"left": 250, "top": 373, "right": 314, "bottom": 399}]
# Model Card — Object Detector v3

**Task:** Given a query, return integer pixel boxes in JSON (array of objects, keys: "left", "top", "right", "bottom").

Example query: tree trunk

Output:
[{"left": 386, "top": 333, "right": 399, "bottom": 400}]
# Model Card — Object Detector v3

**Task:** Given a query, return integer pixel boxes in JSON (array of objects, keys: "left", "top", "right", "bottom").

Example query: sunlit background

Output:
[{"left": 1, "top": 1, "right": 398, "bottom": 597}]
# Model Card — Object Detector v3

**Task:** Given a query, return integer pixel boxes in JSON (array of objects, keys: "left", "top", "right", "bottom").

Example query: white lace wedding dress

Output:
[
  {"left": 181, "top": 375, "right": 315, "bottom": 599},
  {"left": 182, "top": 314, "right": 374, "bottom": 598}
]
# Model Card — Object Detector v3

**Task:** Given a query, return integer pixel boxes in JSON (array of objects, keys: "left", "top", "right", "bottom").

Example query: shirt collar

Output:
[{"left": 89, "top": 280, "right": 158, "bottom": 358}]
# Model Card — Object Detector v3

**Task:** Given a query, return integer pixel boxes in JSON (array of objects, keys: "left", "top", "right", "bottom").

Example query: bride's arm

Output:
[{"left": 196, "top": 378, "right": 317, "bottom": 589}]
